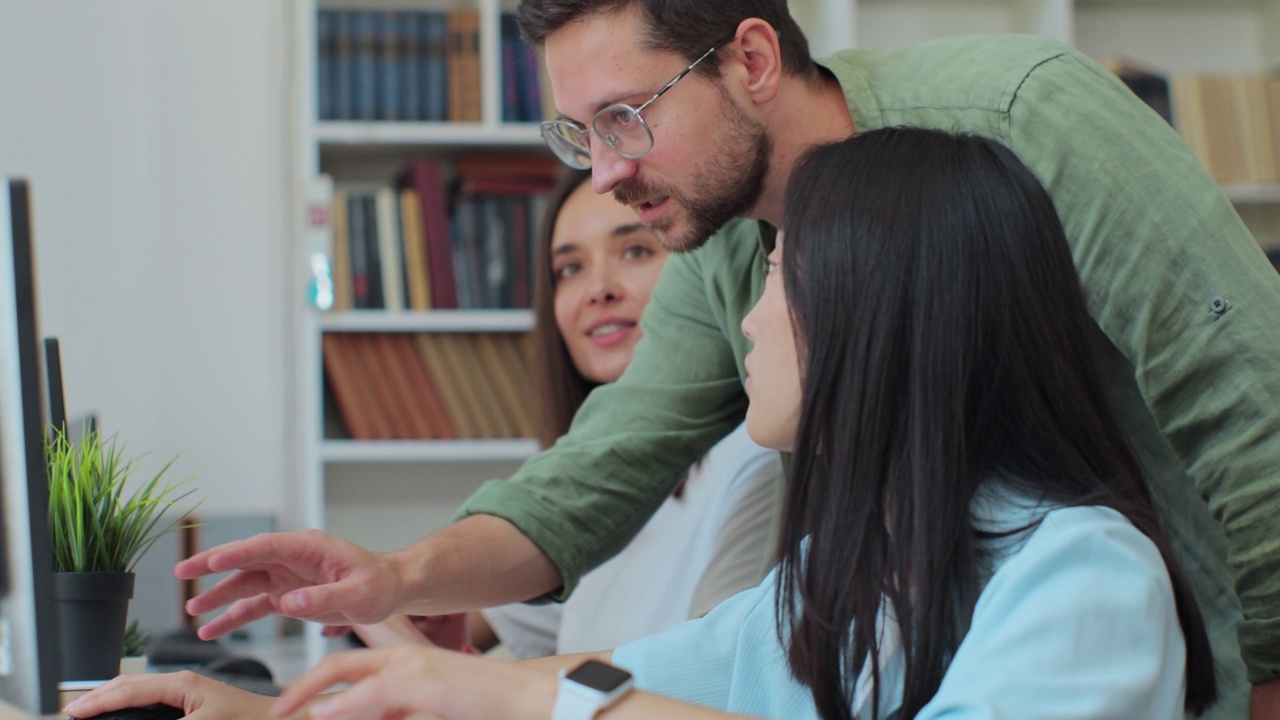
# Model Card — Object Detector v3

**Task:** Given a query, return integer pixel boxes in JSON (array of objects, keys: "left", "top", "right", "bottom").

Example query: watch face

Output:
[{"left": 565, "top": 660, "right": 633, "bottom": 693}]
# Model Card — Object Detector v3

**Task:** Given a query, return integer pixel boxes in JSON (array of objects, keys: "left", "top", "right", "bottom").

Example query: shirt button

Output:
[{"left": 1210, "top": 296, "right": 1228, "bottom": 314}]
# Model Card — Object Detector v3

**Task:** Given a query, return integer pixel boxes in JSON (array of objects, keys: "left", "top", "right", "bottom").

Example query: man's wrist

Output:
[{"left": 386, "top": 538, "right": 438, "bottom": 615}]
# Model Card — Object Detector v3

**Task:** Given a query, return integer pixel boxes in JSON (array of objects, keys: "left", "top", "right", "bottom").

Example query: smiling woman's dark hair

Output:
[
  {"left": 532, "top": 168, "right": 596, "bottom": 448},
  {"left": 774, "top": 128, "right": 1217, "bottom": 719}
]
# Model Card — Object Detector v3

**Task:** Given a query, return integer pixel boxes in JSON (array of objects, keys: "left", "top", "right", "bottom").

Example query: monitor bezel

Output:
[{"left": 0, "top": 178, "right": 62, "bottom": 714}]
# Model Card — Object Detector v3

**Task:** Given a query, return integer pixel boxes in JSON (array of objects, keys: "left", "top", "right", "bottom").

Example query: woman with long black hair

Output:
[{"left": 69, "top": 128, "right": 1218, "bottom": 720}]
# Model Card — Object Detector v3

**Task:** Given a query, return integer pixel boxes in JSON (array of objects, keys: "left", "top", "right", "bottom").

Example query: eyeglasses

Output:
[{"left": 540, "top": 39, "right": 730, "bottom": 170}]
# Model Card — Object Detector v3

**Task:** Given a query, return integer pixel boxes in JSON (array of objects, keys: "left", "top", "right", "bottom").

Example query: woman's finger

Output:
[{"left": 274, "top": 649, "right": 386, "bottom": 717}]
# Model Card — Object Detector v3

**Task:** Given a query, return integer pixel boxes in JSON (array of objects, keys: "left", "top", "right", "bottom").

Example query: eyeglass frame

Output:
[{"left": 540, "top": 36, "right": 734, "bottom": 169}]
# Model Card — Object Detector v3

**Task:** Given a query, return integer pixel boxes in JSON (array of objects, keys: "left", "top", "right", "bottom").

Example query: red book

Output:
[{"left": 397, "top": 157, "right": 457, "bottom": 309}]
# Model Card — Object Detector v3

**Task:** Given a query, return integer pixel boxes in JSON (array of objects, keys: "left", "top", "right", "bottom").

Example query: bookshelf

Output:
[
  {"left": 292, "top": 0, "right": 547, "bottom": 547},
  {"left": 290, "top": 0, "right": 1280, "bottom": 664},
  {"left": 803, "top": 0, "right": 1280, "bottom": 250}
]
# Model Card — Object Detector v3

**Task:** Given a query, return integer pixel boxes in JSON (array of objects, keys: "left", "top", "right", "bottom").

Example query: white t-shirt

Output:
[{"left": 482, "top": 422, "right": 784, "bottom": 658}]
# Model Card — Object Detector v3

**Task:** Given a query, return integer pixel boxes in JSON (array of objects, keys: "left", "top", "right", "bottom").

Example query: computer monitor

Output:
[{"left": 0, "top": 178, "right": 61, "bottom": 715}]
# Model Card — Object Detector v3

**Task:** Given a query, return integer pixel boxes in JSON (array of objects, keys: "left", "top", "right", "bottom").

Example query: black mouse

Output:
[
  {"left": 76, "top": 703, "right": 185, "bottom": 720},
  {"left": 202, "top": 655, "right": 275, "bottom": 682}
]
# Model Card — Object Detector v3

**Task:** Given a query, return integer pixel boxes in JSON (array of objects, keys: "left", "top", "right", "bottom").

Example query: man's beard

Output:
[{"left": 613, "top": 88, "right": 772, "bottom": 253}]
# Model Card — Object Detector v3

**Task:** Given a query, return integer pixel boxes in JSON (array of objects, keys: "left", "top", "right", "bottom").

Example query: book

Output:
[
  {"left": 414, "top": 334, "right": 482, "bottom": 438},
  {"left": 1233, "top": 75, "right": 1279, "bottom": 183},
  {"left": 399, "top": 12, "right": 421, "bottom": 122},
  {"left": 501, "top": 13, "right": 521, "bottom": 123},
  {"left": 472, "top": 332, "right": 538, "bottom": 438},
  {"left": 382, "top": 333, "right": 459, "bottom": 439},
  {"left": 398, "top": 158, "right": 457, "bottom": 308},
  {"left": 1201, "top": 75, "right": 1247, "bottom": 182},
  {"left": 399, "top": 188, "right": 432, "bottom": 310},
  {"left": 333, "top": 10, "right": 356, "bottom": 120},
  {"left": 447, "top": 8, "right": 482, "bottom": 122},
  {"left": 423, "top": 11, "right": 449, "bottom": 122},
  {"left": 1269, "top": 77, "right": 1280, "bottom": 181},
  {"left": 330, "top": 188, "right": 353, "bottom": 311},
  {"left": 365, "top": 333, "right": 428, "bottom": 438},
  {"left": 419, "top": 334, "right": 497, "bottom": 438},
  {"left": 392, "top": 333, "right": 457, "bottom": 439},
  {"left": 375, "top": 188, "right": 406, "bottom": 311},
  {"left": 454, "top": 152, "right": 562, "bottom": 182},
  {"left": 323, "top": 334, "right": 391, "bottom": 439},
  {"left": 317, "top": 10, "right": 335, "bottom": 120},
  {"left": 519, "top": 34, "right": 544, "bottom": 122},
  {"left": 354, "top": 10, "right": 379, "bottom": 121},
  {"left": 377, "top": 11, "right": 401, "bottom": 121},
  {"left": 460, "top": 334, "right": 521, "bottom": 438},
  {"left": 1171, "top": 74, "right": 1212, "bottom": 177},
  {"left": 1102, "top": 56, "right": 1172, "bottom": 125}
]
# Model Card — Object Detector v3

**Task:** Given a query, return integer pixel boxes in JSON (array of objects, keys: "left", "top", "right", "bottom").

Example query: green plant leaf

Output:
[{"left": 45, "top": 425, "right": 201, "bottom": 573}]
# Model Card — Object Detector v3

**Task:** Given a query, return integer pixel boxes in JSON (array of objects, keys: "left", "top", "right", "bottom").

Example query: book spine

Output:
[
  {"left": 316, "top": 10, "right": 333, "bottom": 120},
  {"left": 426, "top": 12, "right": 448, "bottom": 122},
  {"left": 355, "top": 11, "right": 378, "bottom": 121},
  {"left": 400, "top": 12, "right": 420, "bottom": 122},
  {"left": 347, "top": 193, "right": 370, "bottom": 309},
  {"left": 378, "top": 11, "right": 400, "bottom": 121},
  {"left": 334, "top": 10, "right": 355, "bottom": 120}
]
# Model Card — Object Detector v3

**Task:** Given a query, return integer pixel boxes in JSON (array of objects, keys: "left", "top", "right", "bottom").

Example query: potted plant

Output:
[
  {"left": 45, "top": 426, "right": 197, "bottom": 681},
  {"left": 119, "top": 618, "right": 149, "bottom": 675}
]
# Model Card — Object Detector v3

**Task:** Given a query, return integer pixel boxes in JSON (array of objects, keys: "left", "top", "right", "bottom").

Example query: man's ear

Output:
[{"left": 732, "top": 18, "right": 783, "bottom": 104}]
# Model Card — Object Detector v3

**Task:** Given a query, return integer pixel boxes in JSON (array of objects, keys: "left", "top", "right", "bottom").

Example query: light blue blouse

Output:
[{"left": 612, "top": 503, "right": 1189, "bottom": 719}]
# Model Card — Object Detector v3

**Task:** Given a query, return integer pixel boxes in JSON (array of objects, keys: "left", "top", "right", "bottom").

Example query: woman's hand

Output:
[
  {"left": 63, "top": 671, "right": 277, "bottom": 720},
  {"left": 275, "top": 645, "right": 553, "bottom": 720}
]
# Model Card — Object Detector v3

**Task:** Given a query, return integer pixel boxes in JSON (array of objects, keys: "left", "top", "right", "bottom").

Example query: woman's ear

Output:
[{"left": 731, "top": 18, "right": 783, "bottom": 105}]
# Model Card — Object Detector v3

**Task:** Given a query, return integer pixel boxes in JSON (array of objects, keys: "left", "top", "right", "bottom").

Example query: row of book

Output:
[
  {"left": 500, "top": 13, "right": 547, "bottom": 123},
  {"left": 1170, "top": 74, "right": 1280, "bottom": 184},
  {"left": 326, "top": 153, "right": 561, "bottom": 312},
  {"left": 1109, "top": 60, "right": 1280, "bottom": 184},
  {"left": 317, "top": 8, "right": 478, "bottom": 122},
  {"left": 323, "top": 332, "right": 538, "bottom": 440},
  {"left": 317, "top": 9, "right": 549, "bottom": 123}
]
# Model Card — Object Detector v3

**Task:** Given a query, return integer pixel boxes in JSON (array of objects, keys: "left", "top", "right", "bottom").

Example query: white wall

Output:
[{"left": 0, "top": 1, "right": 295, "bottom": 517}]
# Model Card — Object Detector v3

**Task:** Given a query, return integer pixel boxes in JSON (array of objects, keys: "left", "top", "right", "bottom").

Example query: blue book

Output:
[
  {"left": 424, "top": 12, "right": 448, "bottom": 122},
  {"left": 500, "top": 14, "right": 520, "bottom": 123},
  {"left": 399, "top": 13, "right": 421, "bottom": 121},
  {"left": 316, "top": 10, "right": 334, "bottom": 120},
  {"left": 333, "top": 10, "right": 355, "bottom": 120},
  {"left": 354, "top": 11, "right": 378, "bottom": 120},
  {"left": 519, "top": 38, "right": 543, "bottom": 122},
  {"left": 377, "top": 11, "right": 400, "bottom": 120}
]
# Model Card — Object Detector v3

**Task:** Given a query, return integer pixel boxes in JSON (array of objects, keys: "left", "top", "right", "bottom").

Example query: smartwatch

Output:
[{"left": 551, "top": 659, "right": 635, "bottom": 720}]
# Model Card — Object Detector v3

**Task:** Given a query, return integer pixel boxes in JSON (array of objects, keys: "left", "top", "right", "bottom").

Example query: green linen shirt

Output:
[{"left": 460, "top": 34, "right": 1280, "bottom": 708}]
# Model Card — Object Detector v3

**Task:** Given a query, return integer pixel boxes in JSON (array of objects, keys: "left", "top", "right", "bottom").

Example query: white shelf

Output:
[
  {"left": 317, "top": 309, "right": 535, "bottom": 333},
  {"left": 317, "top": 122, "right": 544, "bottom": 147},
  {"left": 1222, "top": 184, "right": 1280, "bottom": 204},
  {"left": 1077, "top": 0, "right": 1265, "bottom": 8},
  {"left": 295, "top": 0, "right": 1280, "bottom": 667},
  {"left": 322, "top": 438, "right": 539, "bottom": 463}
]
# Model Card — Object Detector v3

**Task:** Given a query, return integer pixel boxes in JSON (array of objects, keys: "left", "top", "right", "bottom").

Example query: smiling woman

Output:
[
  {"left": 344, "top": 168, "right": 785, "bottom": 661},
  {"left": 547, "top": 175, "right": 668, "bottom": 385}
]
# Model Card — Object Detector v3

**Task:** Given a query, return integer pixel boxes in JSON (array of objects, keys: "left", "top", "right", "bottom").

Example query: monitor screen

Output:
[{"left": 0, "top": 178, "right": 61, "bottom": 714}]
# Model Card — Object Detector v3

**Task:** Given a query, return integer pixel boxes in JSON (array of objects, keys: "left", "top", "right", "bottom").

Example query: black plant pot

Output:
[{"left": 53, "top": 571, "right": 135, "bottom": 681}]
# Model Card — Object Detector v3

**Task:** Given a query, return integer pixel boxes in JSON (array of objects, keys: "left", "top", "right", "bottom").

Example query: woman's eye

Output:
[
  {"left": 764, "top": 260, "right": 778, "bottom": 275},
  {"left": 554, "top": 263, "right": 580, "bottom": 281},
  {"left": 623, "top": 245, "right": 654, "bottom": 260}
]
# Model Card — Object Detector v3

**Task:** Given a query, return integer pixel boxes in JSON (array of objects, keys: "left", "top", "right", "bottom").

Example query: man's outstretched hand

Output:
[{"left": 175, "top": 529, "right": 404, "bottom": 640}]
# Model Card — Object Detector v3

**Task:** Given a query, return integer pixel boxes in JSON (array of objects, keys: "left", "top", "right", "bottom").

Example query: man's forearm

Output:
[{"left": 388, "top": 514, "right": 564, "bottom": 616}]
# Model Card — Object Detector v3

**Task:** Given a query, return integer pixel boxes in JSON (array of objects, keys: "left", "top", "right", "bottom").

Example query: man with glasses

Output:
[{"left": 163, "top": 0, "right": 1279, "bottom": 716}]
